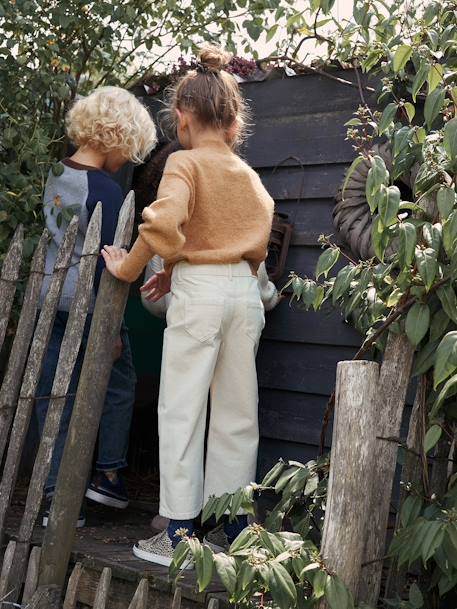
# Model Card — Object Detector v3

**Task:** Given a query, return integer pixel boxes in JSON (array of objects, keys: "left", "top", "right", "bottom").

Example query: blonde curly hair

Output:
[{"left": 66, "top": 86, "right": 157, "bottom": 163}]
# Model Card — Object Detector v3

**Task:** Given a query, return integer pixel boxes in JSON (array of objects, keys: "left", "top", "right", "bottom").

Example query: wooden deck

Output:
[{"left": 5, "top": 500, "right": 229, "bottom": 609}]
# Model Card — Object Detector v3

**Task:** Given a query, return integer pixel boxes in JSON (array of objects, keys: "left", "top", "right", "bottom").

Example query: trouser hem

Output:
[{"left": 159, "top": 507, "right": 202, "bottom": 520}]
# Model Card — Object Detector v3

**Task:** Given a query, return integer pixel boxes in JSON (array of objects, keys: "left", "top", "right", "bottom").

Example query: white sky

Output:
[{"left": 158, "top": 0, "right": 355, "bottom": 69}]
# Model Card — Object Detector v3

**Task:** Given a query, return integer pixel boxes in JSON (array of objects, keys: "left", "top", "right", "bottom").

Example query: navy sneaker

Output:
[
  {"left": 42, "top": 496, "right": 85, "bottom": 528},
  {"left": 85, "top": 472, "right": 129, "bottom": 509}
]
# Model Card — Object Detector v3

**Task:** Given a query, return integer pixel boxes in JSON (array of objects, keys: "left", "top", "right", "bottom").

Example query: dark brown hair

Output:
[{"left": 163, "top": 46, "right": 250, "bottom": 148}]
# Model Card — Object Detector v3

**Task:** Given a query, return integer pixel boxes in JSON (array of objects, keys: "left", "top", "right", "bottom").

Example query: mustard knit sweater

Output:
[{"left": 118, "top": 138, "right": 275, "bottom": 282}]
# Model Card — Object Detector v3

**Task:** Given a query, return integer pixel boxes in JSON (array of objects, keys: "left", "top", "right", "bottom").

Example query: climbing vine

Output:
[{"left": 284, "top": 0, "right": 457, "bottom": 603}]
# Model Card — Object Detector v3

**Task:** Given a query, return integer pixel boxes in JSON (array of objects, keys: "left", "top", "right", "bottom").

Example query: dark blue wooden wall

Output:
[{"left": 240, "top": 71, "right": 368, "bottom": 476}]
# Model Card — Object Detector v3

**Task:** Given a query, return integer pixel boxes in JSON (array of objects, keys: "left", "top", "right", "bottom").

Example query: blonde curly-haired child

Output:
[{"left": 36, "top": 86, "right": 157, "bottom": 527}]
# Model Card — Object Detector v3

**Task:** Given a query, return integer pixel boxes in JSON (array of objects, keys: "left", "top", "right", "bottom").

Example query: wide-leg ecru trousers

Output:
[{"left": 158, "top": 261, "right": 265, "bottom": 519}]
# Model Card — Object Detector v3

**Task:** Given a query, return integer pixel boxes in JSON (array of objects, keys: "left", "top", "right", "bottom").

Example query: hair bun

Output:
[{"left": 198, "top": 46, "right": 232, "bottom": 73}]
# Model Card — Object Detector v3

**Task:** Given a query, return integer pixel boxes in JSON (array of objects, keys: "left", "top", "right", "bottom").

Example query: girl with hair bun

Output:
[{"left": 102, "top": 47, "right": 274, "bottom": 565}]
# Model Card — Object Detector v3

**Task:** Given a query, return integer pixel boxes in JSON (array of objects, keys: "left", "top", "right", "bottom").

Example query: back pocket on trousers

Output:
[
  {"left": 185, "top": 298, "right": 224, "bottom": 343},
  {"left": 246, "top": 302, "right": 265, "bottom": 343}
]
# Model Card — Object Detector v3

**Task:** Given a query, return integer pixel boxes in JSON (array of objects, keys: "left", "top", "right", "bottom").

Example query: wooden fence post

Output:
[
  {"left": 6, "top": 205, "right": 102, "bottom": 596},
  {"left": 93, "top": 567, "right": 112, "bottom": 609},
  {"left": 39, "top": 192, "right": 135, "bottom": 588},
  {"left": 0, "top": 229, "right": 48, "bottom": 462},
  {"left": 0, "top": 225, "right": 24, "bottom": 354},
  {"left": 62, "top": 563, "right": 83, "bottom": 609},
  {"left": 319, "top": 360, "right": 379, "bottom": 602},
  {"left": 0, "top": 216, "right": 79, "bottom": 551},
  {"left": 22, "top": 546, "right": 42, "bottom": 603},
  {"left": 359, "top": 332, "right": 415, "bottom": 606}
]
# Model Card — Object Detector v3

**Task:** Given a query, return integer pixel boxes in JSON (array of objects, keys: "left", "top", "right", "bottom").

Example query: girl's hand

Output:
[
  {"left": 140, "top": 269, "right": 171, "bottom": 302},
  {"left": 101, "top": 245, "right": 129, "bottom": 280}
]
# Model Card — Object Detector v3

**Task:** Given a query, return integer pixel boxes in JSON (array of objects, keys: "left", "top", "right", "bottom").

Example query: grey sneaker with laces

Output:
[
  {"left": 133, "top": 530, "right": 193, "bottom": 568},
  {"left": 203, "top": 524, "right": 230, "bottom": 553}
]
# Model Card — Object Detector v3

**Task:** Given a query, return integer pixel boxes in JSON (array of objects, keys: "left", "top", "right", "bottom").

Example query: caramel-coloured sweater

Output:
[{"left": 118, "top": 138, "right": 275, "bottom": 282}]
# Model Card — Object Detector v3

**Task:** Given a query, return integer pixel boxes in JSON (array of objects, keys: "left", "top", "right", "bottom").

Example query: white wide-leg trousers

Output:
[{"left": 158, "top": 261, "right": 265, "bottom": 519}]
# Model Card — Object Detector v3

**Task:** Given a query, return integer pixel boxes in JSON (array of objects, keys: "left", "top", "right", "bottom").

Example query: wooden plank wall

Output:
[{"left": 239, "top": 71, "right": 372, "bottom": 476}]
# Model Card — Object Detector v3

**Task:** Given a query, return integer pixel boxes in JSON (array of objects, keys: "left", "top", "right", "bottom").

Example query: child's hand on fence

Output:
[
  {"left": 101, "top": 245, "right": 129, "bottom": 280},
  {"left": 140, "top": 269, "right": 171, "bottom": 302}
]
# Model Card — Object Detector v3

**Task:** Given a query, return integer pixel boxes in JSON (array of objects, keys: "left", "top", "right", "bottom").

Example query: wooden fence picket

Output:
[
  {"left": 128, "top": 578, "right": 148, "bottom": 609},
  {"left": 62, "top": 563, "right": 83, "bottom": 609},
  {"left": 0, "top": 216, "right": 79, "bottom": 567},
  {"left": 0, "top": 540, "right": 16, "bottom": 600},
  {"left": 0, "top": 229, "right": 48, "bottom": 463},
  {"left": 39, "top": 192, "right": 135, "bottom": 588},
  {"left": 0, "top": 225, "right": 24, "bottom": 355},
  {"left": 93, "top": 567, "right": 112, "bottom": 609},
  {"left": 7, "top": 204, "right": 102, "bottom": 592},
  {"left": 22, "top": 546, "right": 41, "bottom": 603}
]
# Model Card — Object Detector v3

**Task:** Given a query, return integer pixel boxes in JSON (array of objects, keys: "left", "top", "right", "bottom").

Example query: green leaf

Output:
[
  {"left": 214, "top": 493, "right": 232, "bottom": 522},
  {"left": 342, "top": 156, "right": 364, "bottom": 197},
  {"left": 51, "top": 162, "right": 64, "bottom": 176},
  {"left": 437, "top": 187, "right": 456, "bottom": 220},
  {"left": 408, "top": 583, "right": 424, "bottom": 609},
  {"left": 434, "top": 330, "right": 457, "bottom": 388},
  {"left": 261, "top": 461, "right": 285, "bottom": 487},
  {"left": 170, "top": 540, "right": 191, "bottom": 577},
  {"left": 315, "top": 248, "right": 339, "bottom": 280},
  {"left": 393, "top": 44, "right": 413, "bottom": 72},
  {"left": 421, "top": 520, "right": 444, "bottom": 562},
  {"left": 371, "top": 216, "right": 388, "bottom": 261},
  {"left": 437, "top": 284, "right": 457, "bottom": 324},
  {"left": 431, "top": 373, "right": 457, "bottom": 418},
  {"left": 428, "top": 63, "right": 443, "bottom": 94},
  {"left": 213, "top": 553, "right": 237, "bottom": 595},
  {"left": 324, "top": 574, "right": 354, "bottom": 609},
  {"left": 268, "top": 562, "right": 298, "bottom": 609},
  {"left": 424, "top": 424, "right": 442, "bottom": 454},
  {"left": 332, "top": 265, "right": 357, "bottom": 304},
  {"left": 404, "top": 102, "right": 415, "bottom": 122},
  {"left": 405, "top": 303, "right": 430, "bottom": 346},
  {"left": 400, "top": 495, "right": 423, "bottom": 528},
  {"left": 196, "top": 545, "right": 214, "bottom": 591},
  {"left": 444, "top": 117, "right": 457, "bottom": 161},
  {"left": 415, "top": 247, "right": 437, "bottom": 291},
  {"left": 379, "top": 185, "right": 400, "bottom": 226},
  {"left": 413, "top": 340, "right": 438, "bottom": 376},
  {"left": 412, "top": 62, "right": 429, "bottom": 102},
  {"left": 398, "top": 221, "right": 417, "bottom": 267},
  {"left": 443, "top": 210, "right": 457, "bottom": 256},
  {"left": 366, "top": 156, "right": 388, "bottom": 211},
  {"left": 201, "top": 495, "right": 217, "bottom": 524},
  {"left": 229, "top": 526, "right": 254, "bottom": 553},
  {"left": 229, "top": 489, "right": 245, "bottom": 521},
  {"left": 424, "top": 87, "right": 445, "bottom": 129},
  {"left": 310, "top": 569, "right": 326, "bottom": 597},
  {"left": 430, "top": 309, "right": 450, "bottom": 343},
  {"left": 378, "top": 102, "right": 398, "bottom": 134}
]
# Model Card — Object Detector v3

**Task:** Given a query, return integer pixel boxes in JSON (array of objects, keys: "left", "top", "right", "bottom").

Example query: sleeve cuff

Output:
[{"left": 117, "top": 235, "right": 154, "bottom": 283}]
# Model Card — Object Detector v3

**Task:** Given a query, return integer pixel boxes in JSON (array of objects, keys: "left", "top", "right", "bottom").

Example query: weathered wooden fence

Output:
[{"left": 0, "top": 192, "right": 135, "bottom": 606}]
